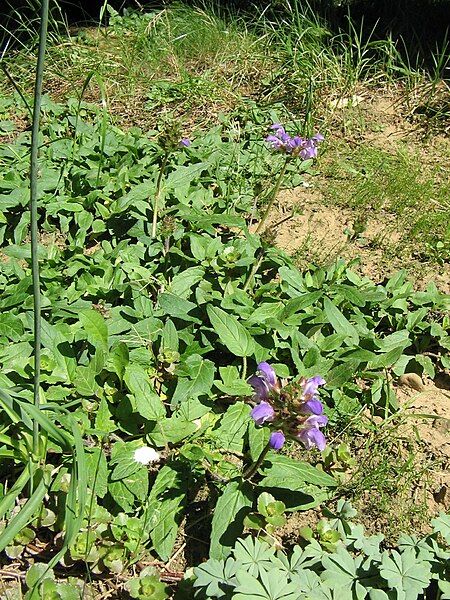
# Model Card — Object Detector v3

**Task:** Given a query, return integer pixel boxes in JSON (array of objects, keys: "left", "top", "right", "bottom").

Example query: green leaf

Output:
[
  {"left": 78, "top": 309, "right": 108, "bottom": 353},
  {"left": 326, "top": 361, "right": 359, "bottom": 387},
  {"left": 323, "top": 297, "right": 359, "bottom": 344},
  {"left": 148, "top": 465, "right": 186, "bottom": 561},
  {"left": 248, "top": 421, "right": 270, "bottom": 461},
  {"left": 207, "top": 305, "right": 255, "bottom": 357},
  {"left": 211, "top": 402, "right": 250, "bottom": 452},
  {"left": 234, "top": 568, "right": 300, "bottom": 600},
  {"left": 0, "top": 313, "right": 24, "bottom": 341},
  {"left": 260, "top": 455, "right": 336, "bottom": 489},
  {"left": 110, "top": 441, "right": 143, "bottom": 480},
  {"left": 169, "top": 266, "right": 205, "bottom": 299},
  {"left": 281, "top": 292, "right": 322, "bottom": 319},
  {"left": 162, "top": 319, "right": 179, "bottom": 352},
  {"left": 124, "top": 363, "right": 166, "bottom": 420},
  {"left": 233, "top": 536, "right": 276, "bottom": 578},
  {"left": 95, "top": 397, "right": 116, "bottom": 434},
  {"left": 210, "top": 481, "right": 253, "bottom": 559},
  {"left": 109, "top": 480, "right": 135, "bottom": 512},
  {"left": 194, "top": 557, "right": 239, "bottom": 598},
  {"left": 171, "top": 355, "right": 215, "bottom": 408},
  {"left": 431, "top": 512, "right": 450, "bottom": 543},
  {"left": 108, "top": 342, "right": 129, "bottom": 382},
  {"left": 380, "top": 549, "right": 431, "bottom": 599},
  {"left": 86, "top": 448, "right": 108, "bottom": 498},
  {"left": 215, "top": 365, "right": 253, "bottom": 396},
  {"left": 159, "top": 292, "right": 199, "bottom": 321},
  {"left": 73, "top": 362, "right": 100, "bottom": 397},
  {"left": 321, "top": 547, "right": 362, "bottom": 593},
  {"left": 0, "top": 469, "right": 49, "bottom": 553},
  {"left": 367, "top": 347, "right": 406, "bottom": 370}
]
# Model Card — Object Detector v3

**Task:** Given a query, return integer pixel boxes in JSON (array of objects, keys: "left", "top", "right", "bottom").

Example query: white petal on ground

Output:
[{"left": 134, "top": 446, "right": 161, "bottom": 465}]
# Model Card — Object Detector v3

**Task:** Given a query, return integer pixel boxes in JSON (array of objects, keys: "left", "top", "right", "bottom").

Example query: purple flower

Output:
[
  {"left": 180, "top": 138, "right": 191, "bottom": 147},
  {"left": 301, "top": 398, "right": 323, "bottom": 415},
  {"left": 257, "top": 362, "right": 277, "bottom": 387},
  {"left": 302, "top": 376, "right": 326, "bottom": 399},
  {"left": 248, "top": 375, "right": 270, "bottom": 401},
  {"left": 304, "top": 414, "right": 328, "bottom": 428},
  {"left": 251, "top": 401, "right": 275, "bottom": 425},
  {"left": 265, "top": 124, "right": 324, "bottom": 158},
  {"left": 269, "top": 431, "right": 285, "bottom": 451},
  {"left": 248, "top": 362, "right": 278, "bottom": 401},
  {"left": 297, "top": 427, "right": 327, "bottom": 451},
  {"left": 299, "top": 144, "right": 318, "bottom": 160},
  {"left": 296, "top": 414, "right": 328, "bottom": 451}
]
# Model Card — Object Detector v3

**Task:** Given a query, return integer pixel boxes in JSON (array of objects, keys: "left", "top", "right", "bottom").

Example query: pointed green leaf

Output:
[{"left": 207, "top": 305, "right": 255, "bottom": 357}]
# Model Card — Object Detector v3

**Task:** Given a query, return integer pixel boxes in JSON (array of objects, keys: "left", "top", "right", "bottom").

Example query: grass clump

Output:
[
  {"left": 1, "top": 3, "right": 270, "bottom": 127},
  {"left": 322, "top": 142, "right": 450, "bottom": 263}
]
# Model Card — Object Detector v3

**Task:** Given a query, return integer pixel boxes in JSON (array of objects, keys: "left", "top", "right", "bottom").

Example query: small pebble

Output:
[{"left": 398, "top": 373, "right": 425, "bottom": 391}]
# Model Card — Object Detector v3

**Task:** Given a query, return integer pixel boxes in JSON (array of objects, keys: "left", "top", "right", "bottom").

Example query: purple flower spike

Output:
[
  {"left": 266, "top": 124, "right": 324, "bottom": 157},
  {"left": 251, "top": 401, "right": 275, "bottom": 426},
  {"left": 180, "top": 138, "right": 191, "bottom": 147},
  {"left": 257, "top": 362, "right": 277, "bottom": 387},
  {"left": 269, "top": 431, "right": 285, "bottom": 451},
  {"left": 297, "top": 427, "right": 327, "bottom": 451},
  {"left": 301, "top": 398, "right": 323, "bottom": 415}
]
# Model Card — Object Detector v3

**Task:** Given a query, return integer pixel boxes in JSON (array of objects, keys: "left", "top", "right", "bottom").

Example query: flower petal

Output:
[
  {"left": 305, "top": 414, "right": 328, "bottom": 428},
  {"left": 301, "top": 398, "right": 323, "bottom": 415},
  {"left": 251, "top": 401, "right": 275, "bottom": 425},
  {"left": 302, "top": 376, "right": 326, "bottom": 398},
  {"left": 248, "top": 375, "right": 270, "bottom": 401},
  {"left": 269, "top": 431, "right": 285, "bottom": 450},
  {"left": 297, "top": 427, "right": 327, "bottom": 451},
  {"left": 257, "top": 362, "right": 277, "bottom": 387}
]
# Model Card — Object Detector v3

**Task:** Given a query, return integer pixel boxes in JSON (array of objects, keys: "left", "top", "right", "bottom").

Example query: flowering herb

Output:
[
  {"left": 248, "top": 362, "right": 328, "bottom": 452},
  {"left": 180, "top": 138, "right": 191, "bottom": 147},
  {"left": 255, "top": 124, "right": 323, "bottom": 235},
  {"left": 266, "top": 124, "right": 324, "bottom": 159}
]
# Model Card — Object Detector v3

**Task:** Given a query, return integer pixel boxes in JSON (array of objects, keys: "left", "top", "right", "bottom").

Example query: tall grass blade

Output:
[
  {"left": 0, "top": 464, "right": 34, "bottom": 520},
  {"left": 0, "top": 468, "right": 49, "bottom": 552}
]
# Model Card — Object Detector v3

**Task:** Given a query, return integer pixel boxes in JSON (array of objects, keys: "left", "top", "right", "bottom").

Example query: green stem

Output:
[
  {"left": 255, "top": 157, "right": 289, "bottom": 235},
  {"left": 151, "top": 151, "right": 169, "bottom": 238},
  {"left": 243, "top": 441, "right": 271, "bottom": 480},
  {"left": 30, "top": 0, "right": 50, "bottom": 456},
  {"left": 243, "top": 247, "right": 264, "bottom": 292}
]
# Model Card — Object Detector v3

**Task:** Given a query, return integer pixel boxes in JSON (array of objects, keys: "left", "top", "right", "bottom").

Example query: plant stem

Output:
[
  {"left": 255, "top": 157, "right": 289, "bottom": 235},
  {"left": 243, "top": 247, "right": 264, "bottom": 292},
  {"left": 30, "top": 0, "right": 50, "bottom": 456},
  {"left": 151, "top": 151, "right": 169, "bottom": 238},
  {"left": 243, "top": 441, "right": 271, "bottom": 480}
]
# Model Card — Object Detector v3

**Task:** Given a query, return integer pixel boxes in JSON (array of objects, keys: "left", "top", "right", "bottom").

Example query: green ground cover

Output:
[{"left": 0, "top": 2, "right": 449, "bottom": 598}]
